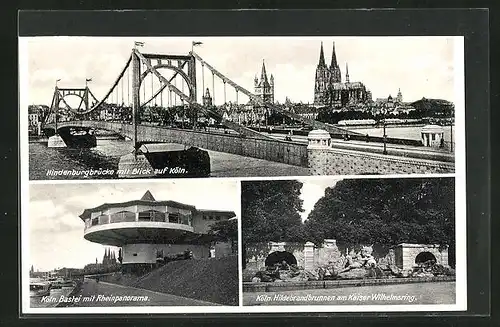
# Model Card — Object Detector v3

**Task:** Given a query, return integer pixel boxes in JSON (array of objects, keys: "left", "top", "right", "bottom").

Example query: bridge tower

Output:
[
  {"left": 116, "top": 50, "right": 156, "bottom": 178},
  {"left": 46, "top": 85, "right": 98, "bottom": 148},
  {"left": 117, "top": 48, "right": 200, "bottom": 178}
]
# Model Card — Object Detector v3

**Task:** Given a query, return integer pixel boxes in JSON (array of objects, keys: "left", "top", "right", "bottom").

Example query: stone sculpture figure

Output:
[{"left": 339, "top": 245, "right": 377, "bottom": 274}]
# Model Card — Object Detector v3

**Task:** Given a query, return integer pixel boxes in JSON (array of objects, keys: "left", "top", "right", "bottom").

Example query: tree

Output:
[
  {"left": 241, "top": 180, "right": 306, "bottom": 269},
  {"left": 304, "top": 178, "right": 455, "bottom": 266},
  {"left": 208, "top": 219, "right": 238, "bottom": 254},
  {"left": 241, "top": 180, "right": 306, "bottom": 243}
]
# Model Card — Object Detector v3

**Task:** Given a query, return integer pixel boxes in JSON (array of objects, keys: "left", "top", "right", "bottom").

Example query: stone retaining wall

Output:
[
  {"left": 48, "top": 122, "right": 455, "bottom": 173},
  {"left": 308, "top": 147, "right": 454, "bottom": 175},
  {"left": 243, "top": 276, "right": 456, "bottom": 293},
  {"left": 55, "top": 121, "right": 308, "bottom": 167}
]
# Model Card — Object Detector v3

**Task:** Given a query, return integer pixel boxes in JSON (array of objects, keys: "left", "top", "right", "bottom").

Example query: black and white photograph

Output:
[
  {"left": 15, "top": 7, "right": 491, "bottom": 319},
  {"left": 22, "top": 36, "right": 460, "bottom": 180},
  {"left": 23, "top": 180, "right": 239, "bottom": 312},
  {"left": 241, "top": 177, "right": 465, "bottom": 310}
]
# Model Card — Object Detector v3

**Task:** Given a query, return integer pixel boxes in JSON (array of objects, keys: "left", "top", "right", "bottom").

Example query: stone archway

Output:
[
  {"left": 265, "top": 251, "right": 297, "bottom": 267},
  {"left": 393, "top": 243, "right": 449, "bottom": 270},
  {"left": 415, "top": 251, "right": 437, "bottom": 264}
]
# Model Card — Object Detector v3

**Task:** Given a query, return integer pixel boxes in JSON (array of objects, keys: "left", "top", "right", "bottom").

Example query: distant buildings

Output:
[
  {"left": 373, "top": 89, "right": 416, "bottom": 115},
  {"left": 28, "top": 105, "right": 48, "bottom": 135},
  {"left": 221, "top": 60, "right": 275, "bottom": 125}
]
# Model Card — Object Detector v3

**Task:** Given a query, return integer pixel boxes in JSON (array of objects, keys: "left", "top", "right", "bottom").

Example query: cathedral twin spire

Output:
[
  {"left": 318, "top": 41, "right": 343, "bottom": 83},
  {"left": 102, "top": 247, "right": 116, "bottom": 265}
]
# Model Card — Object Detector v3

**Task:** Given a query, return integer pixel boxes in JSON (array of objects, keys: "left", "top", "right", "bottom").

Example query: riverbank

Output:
[{"left": 30, "top": 284, "right": 77, "bottom": 308}]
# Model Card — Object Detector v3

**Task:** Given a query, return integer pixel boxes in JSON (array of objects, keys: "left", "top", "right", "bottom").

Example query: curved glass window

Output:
[
  {"left": 180, "top": 213, "right": 193, "bottom": 226},
  {"left": 109, "top": 211, "right": 136, "bottom": 223},
  {"left": 138, "top": 210, "right": 166, "bottom": 222},
  {"left": 98, "top": 215, "right": 109, "bottom": 225},
  {"left": 168, "top": 213, "right": 180, "bottom": 224}
]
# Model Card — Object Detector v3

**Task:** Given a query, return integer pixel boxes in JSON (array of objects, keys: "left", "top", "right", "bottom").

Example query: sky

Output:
[
  {"left": 28, "top": 180, "right": 238, "bottom": 272},
  {"left": 22, "top": 36, "right": 459, "bottom": 108},
  {"left": 298, "top": 178, "right": 339, "bottom": 222}
]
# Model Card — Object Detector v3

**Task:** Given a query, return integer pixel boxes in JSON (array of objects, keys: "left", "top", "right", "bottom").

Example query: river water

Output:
[
  {"left": 29, "top": 138, "right": 310, "bottom": 180},
  {"left": 30, "top": 286, "right": 75, "bottom": 308},
  {"left": 347, "top": 125, "right": 455, "bottom": 142}
]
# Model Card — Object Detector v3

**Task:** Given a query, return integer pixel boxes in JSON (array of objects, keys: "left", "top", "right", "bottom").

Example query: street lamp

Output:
[{"left": 382, "top": 107, "right": 388, "bottom": 155}]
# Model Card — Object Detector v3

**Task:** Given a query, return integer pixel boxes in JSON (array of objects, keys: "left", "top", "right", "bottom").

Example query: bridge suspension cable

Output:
[
  {"left": 140, "top": 61, "right": 188, "bottom": 107},
  {"left": 134, "top": 49, "right": 273, "bottom": 139},
  {"left": 201, "top": 63, "right": 205, "bottom": 97},
  {"left": 191, "top": 51, "right": 361, "bottom": 136},
  {"left": 212, "top": 72, "right": 215, "bottom": 105},
  {"left": 55, "top": 55, "right": 132, "bottom": 116},
  {"left": 127, "top": 66, "right": 130, "bottom": 106}
]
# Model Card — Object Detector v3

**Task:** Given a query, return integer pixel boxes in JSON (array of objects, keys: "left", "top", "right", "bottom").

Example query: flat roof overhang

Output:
[{"left": 83, "top": 222, "right": 213, "bottom": 247}]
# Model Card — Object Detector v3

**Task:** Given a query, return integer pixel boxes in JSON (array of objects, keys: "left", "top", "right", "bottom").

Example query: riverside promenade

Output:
[{"left": 66, "top": 278, "right": 218, "bottom": 307}]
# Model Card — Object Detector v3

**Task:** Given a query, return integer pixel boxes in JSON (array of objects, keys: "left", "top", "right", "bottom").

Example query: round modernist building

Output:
[{"left": 79, "top": 190, "right": 236, "bottom": 269}]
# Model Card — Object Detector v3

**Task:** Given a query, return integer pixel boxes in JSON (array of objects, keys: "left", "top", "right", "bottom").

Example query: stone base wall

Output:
[
  {"left": 47, "top": 135, "right": 67, "bottom": 148},
  {"left": 308, "top": 147, "right": 454, "bottom": 175},
  {"left": 396, "top": 244, "right": 449, "bottom": 270},
  {"left": 245, "top": 240, "right": 391, "bottom": 274},
  {"left": 53, "top": 121, "right": 308, "bottom": 167}
]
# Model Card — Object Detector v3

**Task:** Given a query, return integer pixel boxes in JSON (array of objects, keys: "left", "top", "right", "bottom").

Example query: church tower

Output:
[
  {"left": 314, "top": 42, "right": 330, "bottom": 106},
  {"left": 329, "top": 42, "right": 342, "bottom": 83},
  {"left": 254, "top": 60, "right": 274, "bottom": 104},
  {"left": 202, "top": 88, "right": 212, "bottom": 106},
  {"left": 396, "top": 88, "right": 403, "bottom": 103}
]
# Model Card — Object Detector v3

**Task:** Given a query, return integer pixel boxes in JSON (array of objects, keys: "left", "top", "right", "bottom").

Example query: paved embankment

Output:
[
  {"left": 65, "top": 278, "right": 217, "bottom": 307},
  {"left": 103, "top": 256, "right": 239, "bottom": 306}
]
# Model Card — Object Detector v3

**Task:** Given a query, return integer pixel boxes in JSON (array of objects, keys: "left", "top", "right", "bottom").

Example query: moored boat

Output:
[{"left": 30, "top": 280, "right": 51, "bottom": 297}]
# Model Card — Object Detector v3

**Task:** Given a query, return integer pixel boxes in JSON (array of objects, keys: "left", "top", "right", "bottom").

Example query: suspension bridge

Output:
[{"left": 41, "top": 46, "right": 454, "bottom": 177}]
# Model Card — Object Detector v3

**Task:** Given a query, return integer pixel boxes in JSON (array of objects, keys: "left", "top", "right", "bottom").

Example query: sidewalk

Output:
[{"left": 72, "top": 278, "right": 219, "bottom": 307}]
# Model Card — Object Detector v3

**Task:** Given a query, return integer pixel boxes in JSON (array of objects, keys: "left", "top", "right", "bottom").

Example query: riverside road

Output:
[{"left": 67, "top": 278, "right": 218, "bottom": 306}]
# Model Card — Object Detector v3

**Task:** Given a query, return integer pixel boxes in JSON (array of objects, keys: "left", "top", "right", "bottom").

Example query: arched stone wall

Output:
[
  {"left": 393, "top": 243, "right": 449, "bottom": 270},
  {"left": 245, "top": 242, "right": 306, "bottom": 272},
  {"left": 245, "top": 241, "right": 448, "bottom": 277},
  {"left": 245, "top": 240, "right": 344, "bottom": 273}
]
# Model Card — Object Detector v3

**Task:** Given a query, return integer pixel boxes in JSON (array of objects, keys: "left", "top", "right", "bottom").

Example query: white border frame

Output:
[{"left": 19, "top": 36, "right": 466, "bottom": 314}]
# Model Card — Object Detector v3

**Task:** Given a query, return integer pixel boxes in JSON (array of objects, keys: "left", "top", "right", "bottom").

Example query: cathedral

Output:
[
  {"left": 102, "top": 248, "right": 117, "bottom": 266},
  {"left": 313, "top": 42, "right": 372, "bottom": 108}
]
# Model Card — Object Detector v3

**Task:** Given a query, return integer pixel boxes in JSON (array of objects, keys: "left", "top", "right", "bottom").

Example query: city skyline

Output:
[
  {"left": 22, "top": 36, "right": 460, "bottom": 108},
  {"left": 28, "top": 181, "right": 239, "bottom": 272}
]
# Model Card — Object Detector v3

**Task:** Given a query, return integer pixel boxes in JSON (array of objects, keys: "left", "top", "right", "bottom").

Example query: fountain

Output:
[{"left": 248, "top": 243, "right": 454, "bottom": 283}]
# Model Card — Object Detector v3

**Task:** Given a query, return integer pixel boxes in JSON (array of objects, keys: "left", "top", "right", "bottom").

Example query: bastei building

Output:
[{"left": 78, "top": 190, "right": 236, "bottom": 273}]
